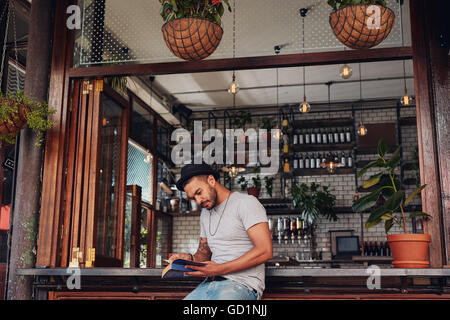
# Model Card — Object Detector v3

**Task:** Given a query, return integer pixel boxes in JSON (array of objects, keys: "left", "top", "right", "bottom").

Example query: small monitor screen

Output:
[{"left": 336, "top": 236, "right": 359, "bottom": 253}]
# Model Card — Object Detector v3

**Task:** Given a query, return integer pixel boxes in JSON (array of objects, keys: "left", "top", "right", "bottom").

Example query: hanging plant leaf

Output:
[{"left": 362, "top": 172, "right": 384, "bottom": 189}]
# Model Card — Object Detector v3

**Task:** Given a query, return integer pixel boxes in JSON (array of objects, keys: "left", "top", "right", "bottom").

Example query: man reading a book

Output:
[{"left": 169, "top": 163, "right": 273, "bottom": 300}]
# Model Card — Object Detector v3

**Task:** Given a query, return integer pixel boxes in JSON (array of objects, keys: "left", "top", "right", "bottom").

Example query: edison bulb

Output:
[
  {"left": 340, "top": 64, "right": 353, "bottom": 79},
  {"left": 327, "top": 162, "right": 337, "bottom": 174},
  {"left": 228, "top": 74, "right": 240, "bottom": 94},
  {"left": 299, "top": 101, "right": 311, "bottom": 113},
  {"left": 228, "top": 166, "right": 239, "bottom": 178},
  {"left": 357, "top": 121, "right": 368, "bottom": 136},
  {"left": 273, "top": 125, "right": 281, "bottom": 140},
  {"left": 400, "top": 88, "right": 413, "bottom": 106}
]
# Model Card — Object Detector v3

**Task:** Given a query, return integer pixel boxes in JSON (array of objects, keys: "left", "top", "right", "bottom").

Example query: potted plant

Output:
[
  {"left": 0, "top": 91, "right": 55, "bottom": 146},
  {"left": 260, "top": 117, "right": 275, "bottom": 143},
  {"left": 327, "top": 0, "right": 395, "bottom": 50},
  {"left": 264, "top": 176, "right": 275, "bottom": 198},
  {"left": 247, "top": 175, "right": 261, "bottom": 198},
  {"left": 232, "top": 110, "right": 252, "bottom": 144},
  {"left": 237, "top": 176, "right": 248, "bottom": 192},
  {"left": 159, "top": 0, "right": 232, "bottom": 61},
  {"left": 352, "top": 139, "right": 431, "bottom": 268},
  {"left": 290, "top": 182, "right": 338, "bottom": 226}
]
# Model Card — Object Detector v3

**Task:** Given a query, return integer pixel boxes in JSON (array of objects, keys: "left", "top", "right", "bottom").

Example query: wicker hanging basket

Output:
[
  {"left": 329, "top": 4, "right": 395, "bottom": 50},
  {"left": 162, "top": 17, "right": 223, "bottom": 61},
  {"left": 0, "top": 100, "right": 29, "bottom": 137}
]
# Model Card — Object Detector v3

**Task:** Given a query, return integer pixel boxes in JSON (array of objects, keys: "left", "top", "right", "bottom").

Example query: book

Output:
[{"left": 161, "top": 259, "right": 206, "bottom": 279}]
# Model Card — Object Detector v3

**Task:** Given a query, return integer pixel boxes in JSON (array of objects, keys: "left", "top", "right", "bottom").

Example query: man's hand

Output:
[
  {"left": 184, "top": 261, "right": 224, "bottom": 277},
  {"left": 168, "top": 253, "right": 192, "bottom": 262}
]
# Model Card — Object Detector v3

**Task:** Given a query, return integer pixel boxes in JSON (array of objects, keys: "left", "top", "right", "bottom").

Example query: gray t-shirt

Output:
[{"left": 199, "top": 192, "right": 268, "bottom": 298}]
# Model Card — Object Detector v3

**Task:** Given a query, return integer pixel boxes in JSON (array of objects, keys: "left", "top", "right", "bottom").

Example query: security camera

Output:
[{"left": 274, "top": 45, "right": 281, "bottom": 54}]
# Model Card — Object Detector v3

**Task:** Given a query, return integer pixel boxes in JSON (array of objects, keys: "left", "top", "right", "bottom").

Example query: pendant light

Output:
[
  {"left": 221, "top": 165, "right": 245, "bottom": 178},
  {"left": 400, "top": 60, "right": 413, "bottom": 106},
  {"left": 339, "top": 48, "right": 352, "bottom": 79},
  {"left": 320, "top": 82, "right": 342, "bottom": 174},
  {"left": 298, "top": 8, "right": 310, "bottom": 113},
  {"left": 397, "top": 3, "right": 413, "bottom": 106},
  {"left": 340, "top": 64, "right": 353, "bottom": 79},
  {"left": 357, "top": 63, "right": 368, "bottom": 136},
  {"left": 273, "top": 68, "right": 281, "bottom": 140},
  {"left": 228, "top": 0, "right": 239, "bottom": 95}
]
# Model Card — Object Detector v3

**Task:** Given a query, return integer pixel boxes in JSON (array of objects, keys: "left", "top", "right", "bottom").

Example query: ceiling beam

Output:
[{"left": 68, "top": 46, "right": 413, "bottom": 78}]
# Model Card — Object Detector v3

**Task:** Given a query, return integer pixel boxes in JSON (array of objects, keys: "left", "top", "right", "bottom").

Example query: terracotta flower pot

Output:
[
  {"left": 247, "top": 187, "right": 260, "bottom": 198},
  {"left": 387, "top": 233, "right": 431, "bottom": 268},
  {"left": 162, "top": 17, "right": 223, "bottom": 61},
  {"left": 329, "top": 4, "right": 395, "bottom": 49},
  {"left": 0, "top": 101, "right": 29, "bottom": 137}
]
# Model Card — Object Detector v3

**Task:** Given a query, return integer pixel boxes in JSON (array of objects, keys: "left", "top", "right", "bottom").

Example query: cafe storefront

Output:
[{"left": 10, "top": 0, "right": 450, "bottom": 300}]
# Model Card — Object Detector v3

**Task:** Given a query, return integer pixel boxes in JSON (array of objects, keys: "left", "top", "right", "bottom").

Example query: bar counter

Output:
[{"left": 17, "top": 267, "right": 450, "bottom": 300}]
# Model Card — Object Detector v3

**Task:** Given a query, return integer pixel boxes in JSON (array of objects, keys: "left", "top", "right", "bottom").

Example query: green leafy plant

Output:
[
  {"left": 249, "top": 175, "right": 261, "bottom": 190},
  {"left": 290, "top": 182, "right": 338, "bottom": 226},
  {"left": 0, "top": 91, "right": 55, "bottom": 146},
  {"left": 232, "top": 110, "right": 252, "bottom": 129},
  {"left": 264, "top": 176, "right": 274, "bottom": 198},
  {"left": 159, "top": 0, "right": 232, "bottom": 25},
  {"left": 260, "top": 117, "right": 275, "bottom": 131},
  {"left": 352, "top": 139, "right": 431, "bottom": 233},
  {"left": 237, "top": 176, "right": 248, "bottom": 191},
  {"left": 327, "top": 0, "right": 387, "bottom": 10}
]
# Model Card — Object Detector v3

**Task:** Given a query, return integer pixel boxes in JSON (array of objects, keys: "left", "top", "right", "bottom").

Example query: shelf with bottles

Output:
[{"left": 287, "top": 151, "right": 355, "bottom": 174}]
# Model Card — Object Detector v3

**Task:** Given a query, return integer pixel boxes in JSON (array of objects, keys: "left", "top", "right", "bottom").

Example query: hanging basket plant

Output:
[
  {"left": 159, "top": 0, "right": 232, "bottom": 61},
  {"left": 328, "top": 0, "right": 395, "bottom": 50},
  {"left": 0, "top": 91, "right": 55, "bottom": 146}
]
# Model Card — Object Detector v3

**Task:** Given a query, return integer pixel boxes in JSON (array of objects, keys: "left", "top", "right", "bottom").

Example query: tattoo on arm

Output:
[{"left": 193, "top": 237, "right": 212, "bottom": 262}]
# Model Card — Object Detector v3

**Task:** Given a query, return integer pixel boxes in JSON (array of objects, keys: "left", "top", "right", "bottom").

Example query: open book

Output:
[{"left": 161, "top": 259, "right": 205, "bottom": 279}]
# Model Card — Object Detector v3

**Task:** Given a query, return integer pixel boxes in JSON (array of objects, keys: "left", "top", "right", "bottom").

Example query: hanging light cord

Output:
[
  {"left": 232, "top": 0, "right": 236, "bottom": 79},
  {"left": 302, "top": 13, "right": 306, "bottom": 100},
  {"left": 359, "top": 63, "right": 364, "bottom": 123}
]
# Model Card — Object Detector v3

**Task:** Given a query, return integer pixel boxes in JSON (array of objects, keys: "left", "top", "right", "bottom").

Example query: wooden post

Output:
[
  {"left": 6, "top": 0, "right": 55, "bottom": 300},
  {"left": 409, "top": 0, "right": 450, "bottom": 267}
]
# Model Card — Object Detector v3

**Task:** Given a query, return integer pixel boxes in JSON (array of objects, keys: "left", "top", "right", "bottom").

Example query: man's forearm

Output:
[{"left": 219, "top": 246, "right": 272, "bottom": 275}]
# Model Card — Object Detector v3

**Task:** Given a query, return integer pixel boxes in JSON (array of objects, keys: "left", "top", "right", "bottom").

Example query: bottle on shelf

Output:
[
  {"left": 339, "top": 128, "right": 346, "bottom": 144},
  {"left": 322, "top": 129, "right": 328, "bottom": 144},
  {"left": 311, "top": 129, "right": 317, "bottom": 144},
  {"left": 305, "top": 154, "right": 310, "bottom": 169},
  {"left": 310, "top": 153, "right": 316, "bottom": 169},
  {"left": 298, "top": 130, "right": 304, "bottom": 144},
  {"left": 305, "top": 129, "right": 311, "bottom": 144},
  {"left": 327, "top": 128, "right": 334, "bottom": 144},
  {"left": 333, "top": 127, "right": 339, "bottom": 144},
  {"left": 316, "top": 129, "right": 322, "bottom": 144},
  {"left": 380, "top": 242, "right": 385, "bottom": 256},
  {"left": 340, "top": 152, "right": 346, "bottom": 168},
  {"left": 363, "top": 241, "right": 369, "bottom": 256},
  {"left": 321, "top": 153, "right": 326, "bottom": 165},
  {"left": 316, "top": 153, "right": 322, "bottom": 169},
  {"left": 385, "top": 241, "right": 391, "bottom": 256},
  {"left": 296, "top": 217, "right": 303, "bottom": 245},
  {"left": 347, "top": 152, "right": 353, "bottom": 168},
  {"left": 345, "top": 127, "right": 352, "bottom": 143},
  {"left": 299, "top": 154, "right": 304, "bottom": 169},
  {"left": 293, "top": 132, "right": 298, "bottom": 145},
  {"left": 293, "top": 153, "right": 298, "bottom": 170},
  {"left": 277, "top": 217, "right": 284, "bottom": 245},
  {"left": 283, "top": 217, "right": 290, "bottom": 244},
  {"left": 290, "top": 218, "right": 297, "bottom": 244},
  {"left": 368, "top": 241, "right": 374, "bottom": 256}
]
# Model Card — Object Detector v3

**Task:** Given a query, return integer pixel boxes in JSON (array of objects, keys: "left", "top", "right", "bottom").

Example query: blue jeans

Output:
[{"left": 184, "top": 278, "right": 259, "bottom": 300}]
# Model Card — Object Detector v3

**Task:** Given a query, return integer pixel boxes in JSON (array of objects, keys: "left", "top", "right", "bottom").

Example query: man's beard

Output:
[{"left": 200, "top": 187, "right": 218, "bottom": 210}]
